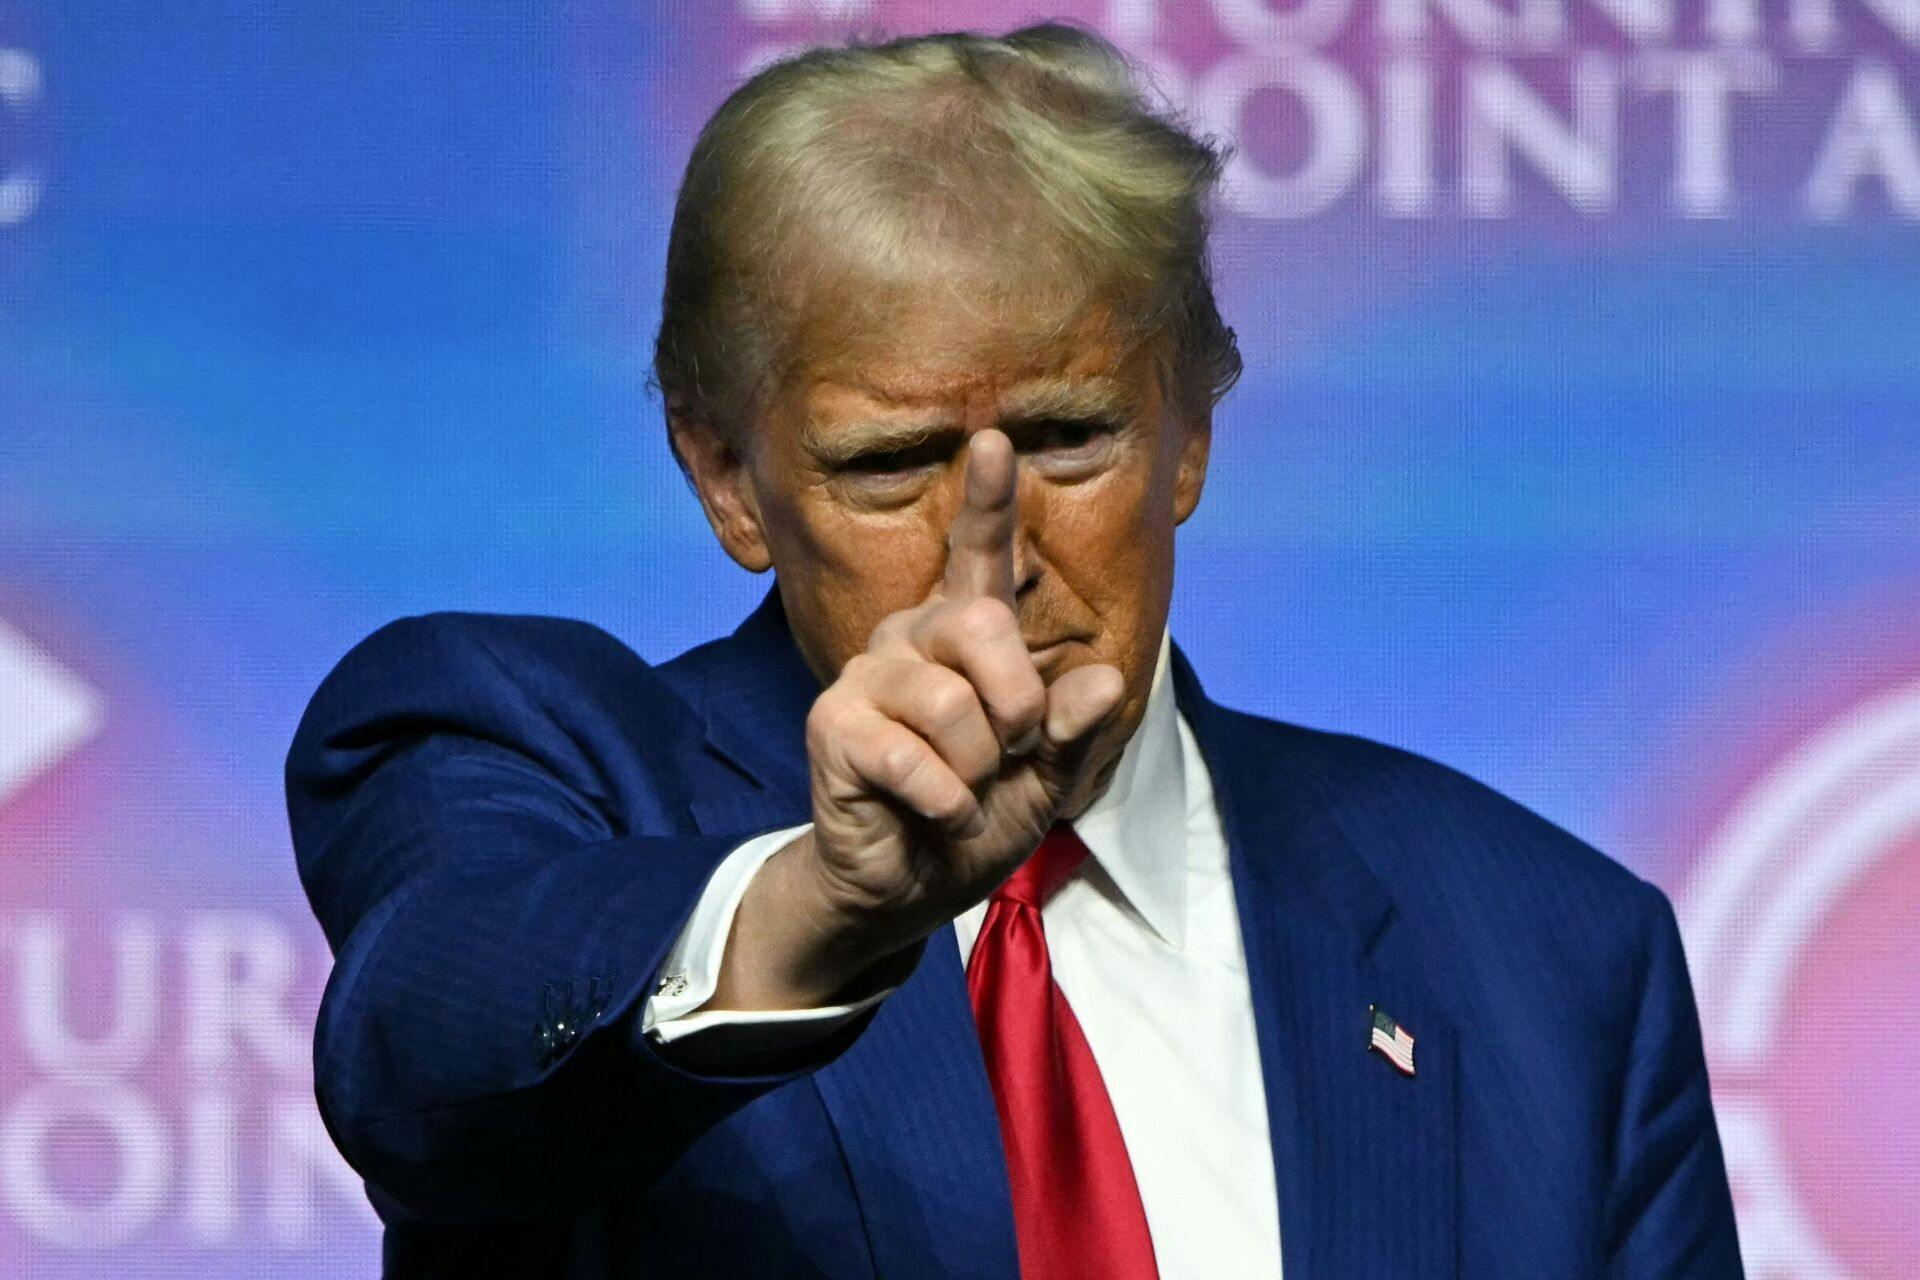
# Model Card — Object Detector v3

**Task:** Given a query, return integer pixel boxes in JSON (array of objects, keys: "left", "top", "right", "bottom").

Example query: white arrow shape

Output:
[{"left": 0, "top": 616, "right": 104, "bottom": 808}]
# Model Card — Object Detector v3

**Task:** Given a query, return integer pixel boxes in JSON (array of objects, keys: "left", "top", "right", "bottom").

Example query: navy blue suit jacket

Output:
[{"left": 286, "top": 590, "right": 1742, "bottom": 1278}]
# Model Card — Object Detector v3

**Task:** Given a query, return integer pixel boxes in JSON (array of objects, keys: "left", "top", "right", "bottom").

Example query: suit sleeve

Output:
[
  {"left": 1604, "top": 883, "right": 1745, "bottom": 1278},
  {"left": 285, "top": 614, "right": 862, "bottom": 1226}
]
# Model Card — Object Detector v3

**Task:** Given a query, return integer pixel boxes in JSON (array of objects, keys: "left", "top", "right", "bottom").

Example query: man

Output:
[{"left": 287, "top": 24, "right": 1743, "bottom": 1279}]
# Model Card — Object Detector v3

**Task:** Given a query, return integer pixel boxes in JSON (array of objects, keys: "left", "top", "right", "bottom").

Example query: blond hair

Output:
[{"left": 653, "top": 23, "right": 1240, "bottom": 438}]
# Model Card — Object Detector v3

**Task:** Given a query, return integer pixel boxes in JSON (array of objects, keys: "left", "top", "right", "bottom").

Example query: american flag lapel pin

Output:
[{"left": 1368, "top": 1004, "right": 1416, "bottom": 1077}]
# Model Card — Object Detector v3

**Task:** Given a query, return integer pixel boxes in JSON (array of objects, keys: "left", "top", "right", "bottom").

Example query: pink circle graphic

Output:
[{"left": 1680, "top": 676, "right": 1920, "bottom": 1280}]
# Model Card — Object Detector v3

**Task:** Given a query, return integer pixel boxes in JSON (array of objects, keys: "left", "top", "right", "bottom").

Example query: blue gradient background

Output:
[{"left": 1, "top": 2, "right": 1916, "bottom": 1275}]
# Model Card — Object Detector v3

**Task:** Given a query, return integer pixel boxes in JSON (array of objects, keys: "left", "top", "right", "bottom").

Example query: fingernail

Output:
[{"left": 1007, "top": 726, "right": 1042, "bottom": 758}]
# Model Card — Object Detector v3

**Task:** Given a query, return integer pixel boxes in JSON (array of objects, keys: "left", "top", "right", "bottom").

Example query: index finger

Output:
[{"left": 941, "top": 429, "right": 1017, "bottom": 605}]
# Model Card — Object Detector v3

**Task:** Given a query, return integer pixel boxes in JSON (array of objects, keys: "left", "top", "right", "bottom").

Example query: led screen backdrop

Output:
[{"left": 1, "top": 2, "right": 1916, "bottom": 1275}]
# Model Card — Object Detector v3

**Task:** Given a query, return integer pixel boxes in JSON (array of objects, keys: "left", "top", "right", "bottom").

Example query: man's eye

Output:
[
  {"left": 1039, "top": 418, "right": 1115, "bottom": 452},
  {"left": 846, "top": 449, "right": 927, "bottom": 476}
]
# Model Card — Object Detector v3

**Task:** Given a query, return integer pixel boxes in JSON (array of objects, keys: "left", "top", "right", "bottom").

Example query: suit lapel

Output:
[
  {"left": 668, "top": 589, "right": 1021, "bottom": 1279},
  {"left": 809, "top": 932, "right": 1021, "bottom": 1279},
  {"left": 665, "top": 589, "right": 818, "bottom": 835},
  {"left": 1175, "top": 650, "right": 1459, "bottom": 1280}
]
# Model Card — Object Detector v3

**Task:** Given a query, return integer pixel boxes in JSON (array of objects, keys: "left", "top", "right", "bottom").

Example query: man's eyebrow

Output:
[
  {"left": 803, "top": 416, "right": 961, "bottom": 464},
  {"left": 997, "top": 379, "right": 1141, "bottom": 423},
  {"left": 803, "top": 379, "right": 1141, "bottom": 462}
]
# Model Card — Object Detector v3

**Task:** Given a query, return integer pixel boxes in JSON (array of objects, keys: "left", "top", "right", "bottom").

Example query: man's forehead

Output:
[
  {"left": 790, "top": 263, "right": 1145, "bottom": 377},
  {"left": 792, "top": 308, "right": 1149, "bottom": 412},
  {"left": 804, "top": 368, "right": 1140, "bottom": 416}
]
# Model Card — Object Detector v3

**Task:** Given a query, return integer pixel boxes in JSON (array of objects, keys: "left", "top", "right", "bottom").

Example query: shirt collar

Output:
[{"left": 1068, "top": 632, "right": 1188, "bottom": 949}]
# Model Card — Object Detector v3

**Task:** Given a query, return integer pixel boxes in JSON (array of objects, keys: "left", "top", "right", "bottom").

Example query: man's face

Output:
[{"left": 675, "top": 280, "right": 1211, "bottom": 792}]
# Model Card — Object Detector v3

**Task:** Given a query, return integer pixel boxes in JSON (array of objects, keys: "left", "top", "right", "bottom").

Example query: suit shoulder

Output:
[
  {"left": 304, "top": 610, "right": 676, "bottom": 712},
  {"left": 1232, "top": 710, "right": 1668, "bottom": 933},
  {"left": 1234, "top": 712, "right": 1677, "bottom": 1044},
  {"left": 288, "top": 612, "right": 697, "bottom": 796},
  {"left": 336, "top": 609, "right": 650, "bottom": 678}
]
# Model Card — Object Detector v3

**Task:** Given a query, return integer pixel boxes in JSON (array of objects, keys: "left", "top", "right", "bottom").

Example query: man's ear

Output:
[
  {"left": 1172, "top": 401, "right": 1212, "bottom": 526},
  {"left": 668, "top": 414, "right": 774, "bottom": 572}
]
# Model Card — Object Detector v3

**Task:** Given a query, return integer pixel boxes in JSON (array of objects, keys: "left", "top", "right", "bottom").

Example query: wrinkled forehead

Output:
[{"left": 778, "top": 262, "right": 1160, "bottom": 417}]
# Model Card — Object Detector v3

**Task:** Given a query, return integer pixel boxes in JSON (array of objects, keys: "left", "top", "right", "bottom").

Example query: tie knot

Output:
[{"left": 994, "top": 823, "right": 1090, "bottom": 910}]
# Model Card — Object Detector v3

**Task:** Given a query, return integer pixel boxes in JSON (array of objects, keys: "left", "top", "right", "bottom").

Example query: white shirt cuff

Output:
[{"left": 641, "top": 822, "right": 893, "bottom": 1048}]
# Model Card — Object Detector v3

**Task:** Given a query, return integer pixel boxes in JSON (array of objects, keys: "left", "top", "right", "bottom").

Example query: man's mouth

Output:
[{"left": 1025, "top": 636, "right": 1087, "bottom": 663}]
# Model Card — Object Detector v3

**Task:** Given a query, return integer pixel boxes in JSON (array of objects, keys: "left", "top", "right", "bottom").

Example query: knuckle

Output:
[
  {"left": 883, "top": 739, "right": 928, "bottom": 789},
  {"left": 1006, "top": 683, "right": 1046, "bottom": 728},
  {"left": 905, "top": 604, "right": 946, "bottom": 648},
  {"left": 957, "top": 596, "right": 1015, "bottom": 645},
  {"left": 805, "top": 695, "right": 859, "bottom": 758},
  {"left": 805, "top": 691, "right": 841, "bottom": 738},
  {"left": 922, "top": 671, "right": 976, "bottom": 726},
  {"left": 870, "top": 610, "right": 914, "bottom": 649}
]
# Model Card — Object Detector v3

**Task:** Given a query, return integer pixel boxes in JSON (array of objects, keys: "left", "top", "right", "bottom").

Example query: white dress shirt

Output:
[{"left": 642, "top": 637, "right": 1285, "bottom": 1280}]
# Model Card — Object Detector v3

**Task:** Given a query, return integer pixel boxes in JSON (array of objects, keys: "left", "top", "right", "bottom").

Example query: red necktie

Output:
[{"left": 966, "top": 823, "right": 1159, "bottom": 1279}]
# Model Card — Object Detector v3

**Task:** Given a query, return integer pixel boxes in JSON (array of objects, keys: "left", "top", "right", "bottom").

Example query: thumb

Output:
[{"left": 1032, "top": 662, "right": 1126, "bottom": 806}]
